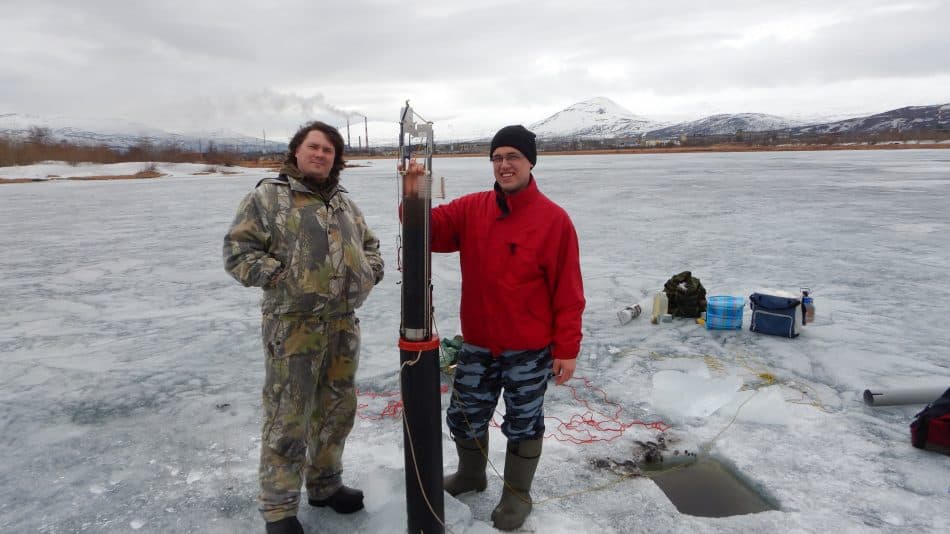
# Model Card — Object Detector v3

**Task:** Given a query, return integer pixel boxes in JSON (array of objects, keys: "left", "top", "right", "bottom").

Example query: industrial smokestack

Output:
[
  {"left": 346, "top": 117, "right": 351, "bottom": 148},
  {"left": 364, "top": 116, "right": 369, "bottom": 151}
]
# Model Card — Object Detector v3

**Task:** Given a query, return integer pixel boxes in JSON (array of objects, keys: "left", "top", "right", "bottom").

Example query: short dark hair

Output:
[{"left": 285, "top": 121, "right": 346, "bottom": 181}]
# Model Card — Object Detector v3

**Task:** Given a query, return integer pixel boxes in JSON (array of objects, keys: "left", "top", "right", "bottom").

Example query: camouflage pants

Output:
[
  {"left": 258, "top": 313, "right": 360, "bottom": 523},
  {"left": 446, "top": 345, "right": 552, "bottom": 443}
]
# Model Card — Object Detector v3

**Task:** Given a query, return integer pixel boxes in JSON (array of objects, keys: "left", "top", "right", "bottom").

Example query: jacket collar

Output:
[
  {"left": 279, "top": 161, "right": 345, "bottom": 197},
  {"left": 286, "top": 175, "right": 347, "bottom": 196},
  {"left": 278, "top": 163, "right": 347, "bottom": 208},
  {"left": 494, "top": 175, "right": 539, "bottom": 217}
]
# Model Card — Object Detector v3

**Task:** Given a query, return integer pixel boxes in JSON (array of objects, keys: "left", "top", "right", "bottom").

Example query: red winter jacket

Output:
[{"left": 431, "top": 177, "right": 585, "bottom": 359}]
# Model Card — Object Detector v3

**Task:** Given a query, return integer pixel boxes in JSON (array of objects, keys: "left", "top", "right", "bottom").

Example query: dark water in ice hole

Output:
[{"left": 648, "top": 456, "right": 778, "bottom": 517}]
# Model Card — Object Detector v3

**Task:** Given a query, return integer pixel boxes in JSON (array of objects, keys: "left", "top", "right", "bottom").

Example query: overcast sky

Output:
[{"left": 2, "top": 0, "right": 948, "bottom": 143}]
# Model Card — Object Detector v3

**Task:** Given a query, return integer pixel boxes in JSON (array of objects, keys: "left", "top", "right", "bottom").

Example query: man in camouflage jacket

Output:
[{"left": 224, "top": 121, "right": 383, "bottom": 534}]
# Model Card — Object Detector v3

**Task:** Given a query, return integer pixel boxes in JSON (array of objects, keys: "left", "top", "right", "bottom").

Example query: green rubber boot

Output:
[
  {"left": 443, "top": 435, "right": 488, "bottom": 496},
  {"left": 491, "top": 438, "right": 542, "bottom": 531}
]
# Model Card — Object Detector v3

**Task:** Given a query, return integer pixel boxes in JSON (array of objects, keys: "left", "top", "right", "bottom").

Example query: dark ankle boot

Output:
[
  {"left": 443, "top": 435, "right": 489, "bottom": 496},
  {"left": 491, "top": 438, "right": 542, "bottom": 531},
  {"left": 308, "top": 485, "right": 364, "bottom": 514},
  {"left": 265, "top": 516, "right": 304, "bottom": 534}
]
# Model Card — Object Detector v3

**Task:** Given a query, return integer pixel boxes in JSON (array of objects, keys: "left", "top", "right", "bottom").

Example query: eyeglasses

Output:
[{"left": 491, "top": 153, "right": 524, "bottom": 164}]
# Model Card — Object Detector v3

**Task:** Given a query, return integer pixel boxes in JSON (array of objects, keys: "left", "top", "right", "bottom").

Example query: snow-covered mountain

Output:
[
  {"left": 529, "top": 97, "right": 667, "bottom": 139},
  {"left": 645, "top": 113, "right": 805, "bottom": 138},
  {"left": 529, "top": 99, "right": 803, "bottom": 140},
  {"left": 529, "top": 99, "right": 948, "bottom": 140},
  {"left": 787, "top": 104, "right": 949, "bottom": 135},
  {"left": 0, "top": 113, "right": 286, "bottom": 154}
]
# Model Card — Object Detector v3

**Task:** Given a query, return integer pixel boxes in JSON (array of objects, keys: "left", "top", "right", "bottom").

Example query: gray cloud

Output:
[{"left": 1, "top": 0, "right": 947, "bottom": 140}]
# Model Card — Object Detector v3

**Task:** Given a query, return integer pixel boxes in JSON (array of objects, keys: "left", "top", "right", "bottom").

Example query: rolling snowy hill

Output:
[
  {"left": 786, "top": 104, "right": 949, "bottom": 135},
  {"left": 645, "top": 113, "right": 804, "bottom": 139},
  {"left": 0, "top": 113, "right": 286, "bottom": 154}
]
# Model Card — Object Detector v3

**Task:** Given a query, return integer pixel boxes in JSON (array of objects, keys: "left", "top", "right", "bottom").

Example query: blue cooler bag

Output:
[
  {"left": 705, "top": 296, "right": 744, "bottom": 330},
  {"left": 749, "top": 293, "right": 801, "bottom": 338}
]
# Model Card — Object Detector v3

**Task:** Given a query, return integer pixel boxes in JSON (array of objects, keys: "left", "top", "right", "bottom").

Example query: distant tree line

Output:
[
  {"left": 413, "top": 128, "right": 947, "bottom": 156},
  {"left": 0, "top": 127, "right": 245, "bottom": 167},
  {"left": 3, "top": 126, "right": 948, "bottom": 167}
]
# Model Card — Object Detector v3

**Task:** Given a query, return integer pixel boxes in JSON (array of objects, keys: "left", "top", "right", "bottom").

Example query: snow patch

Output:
[{"left": 652, "top": 370, "right": 743, "bottom": 419}]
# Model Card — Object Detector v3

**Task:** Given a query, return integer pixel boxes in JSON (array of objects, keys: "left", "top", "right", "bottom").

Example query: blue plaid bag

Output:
[
  {"left": 749, "top": 293, "right": 801, "bottom": 338},
  {"left": 705, "top": 296, "right": 745, "bottom": 330}
]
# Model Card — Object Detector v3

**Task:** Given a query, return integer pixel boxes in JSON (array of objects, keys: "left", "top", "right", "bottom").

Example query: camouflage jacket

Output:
[{"left": 223, "top": 175, "right": 384, "bottom": 317}]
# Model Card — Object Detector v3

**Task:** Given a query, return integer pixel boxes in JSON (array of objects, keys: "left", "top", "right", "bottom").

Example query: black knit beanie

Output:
[{"left": 489, "top": 125, "right": 537, "bottom": 166}]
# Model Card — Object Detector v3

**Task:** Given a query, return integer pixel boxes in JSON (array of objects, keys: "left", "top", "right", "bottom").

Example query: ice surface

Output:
[
  {"left": 652, "top": 370, "right": 744, "bottom": 419},
  {"left": 1, "top": 151, "right": 949, "bottom": 533}
]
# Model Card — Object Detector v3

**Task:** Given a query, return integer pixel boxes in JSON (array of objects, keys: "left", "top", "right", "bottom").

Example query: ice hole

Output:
[{"left": 648, "top": 455, "right": 778, "bottom": 517}]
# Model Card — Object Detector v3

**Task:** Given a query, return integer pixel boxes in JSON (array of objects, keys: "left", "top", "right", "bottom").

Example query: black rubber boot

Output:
[
  {"left": 491, "top": 438, "right": 542, "bottom": 531},
  {"left": 308, "top": 485, "right": 364, "bottom": 514},
  {"left": 265, "top": 516, "right": 304, "bottom": 534},
  {"left": 443, "top": 435, "right": 489, "bottom": 496}
]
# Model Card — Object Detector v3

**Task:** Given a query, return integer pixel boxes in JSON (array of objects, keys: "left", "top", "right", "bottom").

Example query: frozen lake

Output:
[{"left": 1, "top": 149, "right": 948, "bottom": 533}]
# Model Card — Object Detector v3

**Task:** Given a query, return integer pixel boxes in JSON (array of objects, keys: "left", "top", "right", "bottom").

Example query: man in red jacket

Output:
[{"left": 403, "top": 125, "right": 585, "bottom": 530}]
